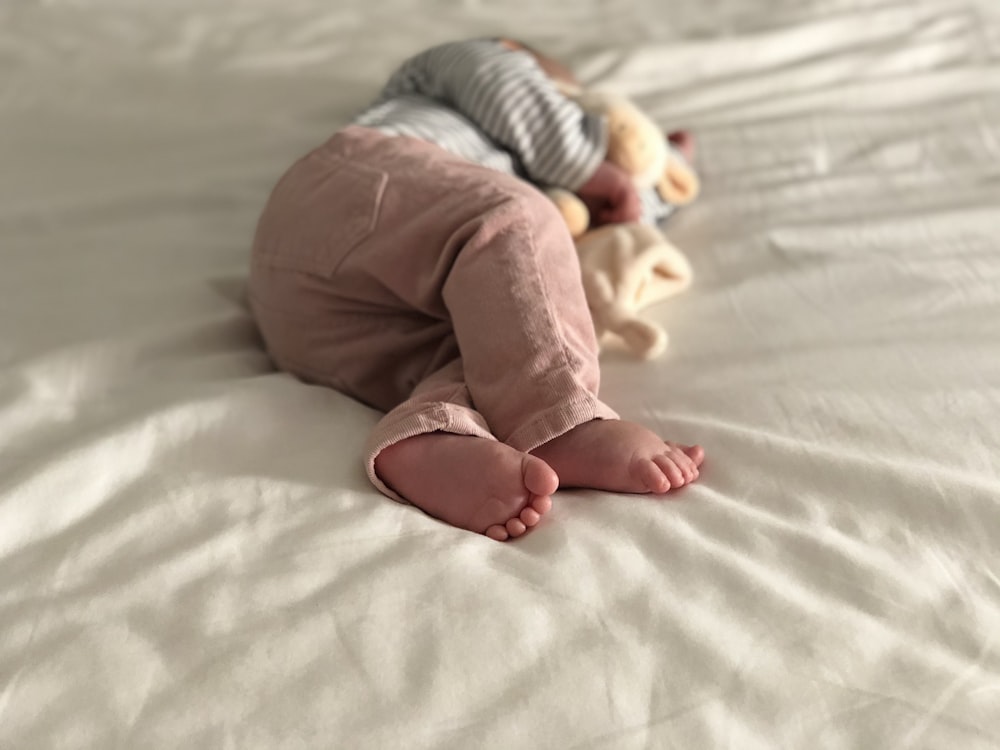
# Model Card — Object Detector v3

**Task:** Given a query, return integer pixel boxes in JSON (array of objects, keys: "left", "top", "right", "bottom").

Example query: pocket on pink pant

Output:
[{"left": 253, "top": 152, "right": 387, "bottom": 277}]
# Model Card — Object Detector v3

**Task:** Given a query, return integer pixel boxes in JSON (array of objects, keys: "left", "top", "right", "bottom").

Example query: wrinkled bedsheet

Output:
[{"left": 2, "top": 0, "right": 999, "bottom": 747}]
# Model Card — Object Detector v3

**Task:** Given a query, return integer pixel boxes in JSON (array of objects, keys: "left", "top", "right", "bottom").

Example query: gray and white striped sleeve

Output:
[{"left": 378, "top": 39, "right": 607, "bottom": 190}]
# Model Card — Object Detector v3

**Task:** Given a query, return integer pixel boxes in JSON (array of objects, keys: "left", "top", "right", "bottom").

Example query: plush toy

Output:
[
  {"left": 577, "top": 222, "right": 693, "bottom": 359},
  {"left": 578, "top": 90, "right": 700, "bottom": 207},
  {"left": 547, "top": 91, "right": 701, "bottom": 359}
]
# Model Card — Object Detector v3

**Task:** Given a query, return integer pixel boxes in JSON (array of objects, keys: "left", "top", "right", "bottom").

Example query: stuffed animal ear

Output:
[{"left": 656, "top": 159, "right": 700, "bottom": 206}]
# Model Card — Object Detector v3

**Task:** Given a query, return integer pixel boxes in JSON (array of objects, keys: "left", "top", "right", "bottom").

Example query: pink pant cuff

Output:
[
  {"left": 364, "top": 403, "right": 496, "bottom": 502},
  {"left": 364, "top": 398, "right": 619, "bottom": 502}
]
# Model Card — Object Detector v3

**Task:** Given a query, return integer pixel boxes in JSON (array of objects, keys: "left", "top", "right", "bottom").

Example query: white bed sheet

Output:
[{"left": 2, "top": 0, "right": 999, "bottom": 747}]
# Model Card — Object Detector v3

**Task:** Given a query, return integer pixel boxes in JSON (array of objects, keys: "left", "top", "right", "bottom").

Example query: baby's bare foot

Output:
[
  {"left": 530, "top": 419, "right": 704, "bottom": 494},
  {"left": 374, "top": 433, "right": 558, "bottom": 541}
]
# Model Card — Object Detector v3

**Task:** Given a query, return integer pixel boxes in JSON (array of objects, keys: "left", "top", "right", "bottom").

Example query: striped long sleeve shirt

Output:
[{"left": 354, "top": 38, "right": 676, "bottom": 224}]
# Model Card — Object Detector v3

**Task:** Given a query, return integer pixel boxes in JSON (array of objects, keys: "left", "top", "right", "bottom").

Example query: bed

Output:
[{"left": 3, "top": 0, "right": 999, "bottom": 746}]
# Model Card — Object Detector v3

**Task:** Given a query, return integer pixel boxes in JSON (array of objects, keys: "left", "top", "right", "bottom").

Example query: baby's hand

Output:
[{"left": 576, "top": 160, "right": 641, "bottom": 227}]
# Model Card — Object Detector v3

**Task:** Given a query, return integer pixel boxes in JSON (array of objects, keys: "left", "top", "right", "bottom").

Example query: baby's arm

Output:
[{"left": 378, "top": 39, "right": 609, "bottom": 192}]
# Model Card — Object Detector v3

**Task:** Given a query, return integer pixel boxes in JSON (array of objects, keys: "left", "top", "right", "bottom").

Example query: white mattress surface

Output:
[{"left": 2, "top": 0, "right": 999, "bottom": 747}]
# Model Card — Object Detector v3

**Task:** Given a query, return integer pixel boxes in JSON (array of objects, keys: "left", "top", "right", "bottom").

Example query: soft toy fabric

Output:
[
  {"left": 548, "top": 90, "right": 700, "bottom": 359},
  {"left": 577, "top": 223, "right": 692, "bottom": 359},
  {"left": 578, "top": 90, "right": 700, "bottom": 207}
]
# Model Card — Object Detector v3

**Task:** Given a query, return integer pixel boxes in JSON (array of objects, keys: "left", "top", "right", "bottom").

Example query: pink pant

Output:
[{"left": 248, "top": 126, "right": 617, "bottom": 499}]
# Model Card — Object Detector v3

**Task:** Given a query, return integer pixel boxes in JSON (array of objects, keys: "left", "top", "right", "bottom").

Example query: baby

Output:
[{"left": 249, "top": 38, "right": 705, "bottom": 541}]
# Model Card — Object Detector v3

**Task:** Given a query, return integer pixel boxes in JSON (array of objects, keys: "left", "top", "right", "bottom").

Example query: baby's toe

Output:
[
  {"left": 665, "top": 443, "right": 699, "bottom": 481},
  {"left": 506, "top": 518, "right": 528, "bottom": 537},
  {"left": 486, "top": 524, "right": 510, "bottom": 541},
  {"left": 651, "top": 453, "right": 686, "bottom": 488},
  {"left": 635, "top": 457, "right": 670, "bottom": 493},
  {"left": 520, "top": 507, "right": 542, "bottom": 527},
  {"left": 530, "top": 495, "right": 553, "bottom": 515},
  {"left": 686, "top": 444, "right": 705, "bottom": 467}
]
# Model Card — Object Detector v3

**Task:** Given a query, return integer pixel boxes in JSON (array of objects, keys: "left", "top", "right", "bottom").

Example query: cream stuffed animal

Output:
[
  {"left": 576, "top": 90, "right": 700, "bottom": 207},
  {"left": 548, "top": 91, "right": 700, "bottom": 359},
  {"left": 577, "top": 222, "right": 693, "bottom": 360}
]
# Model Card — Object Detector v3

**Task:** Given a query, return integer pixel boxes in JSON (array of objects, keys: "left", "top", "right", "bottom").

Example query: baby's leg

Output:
[
  {"left": 431, "top": 163, "right": 705, "bottom": 496},
  {"left": 346, "top": 137, "right": 705, "bottom": 504},
  {"left": 250, "top": 127, "right": 703, "bottom": 543}
]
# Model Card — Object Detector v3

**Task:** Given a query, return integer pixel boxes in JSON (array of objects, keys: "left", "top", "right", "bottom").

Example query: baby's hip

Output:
[{"left": 250, "top": 125, "right": 549, "bottom": 303}]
